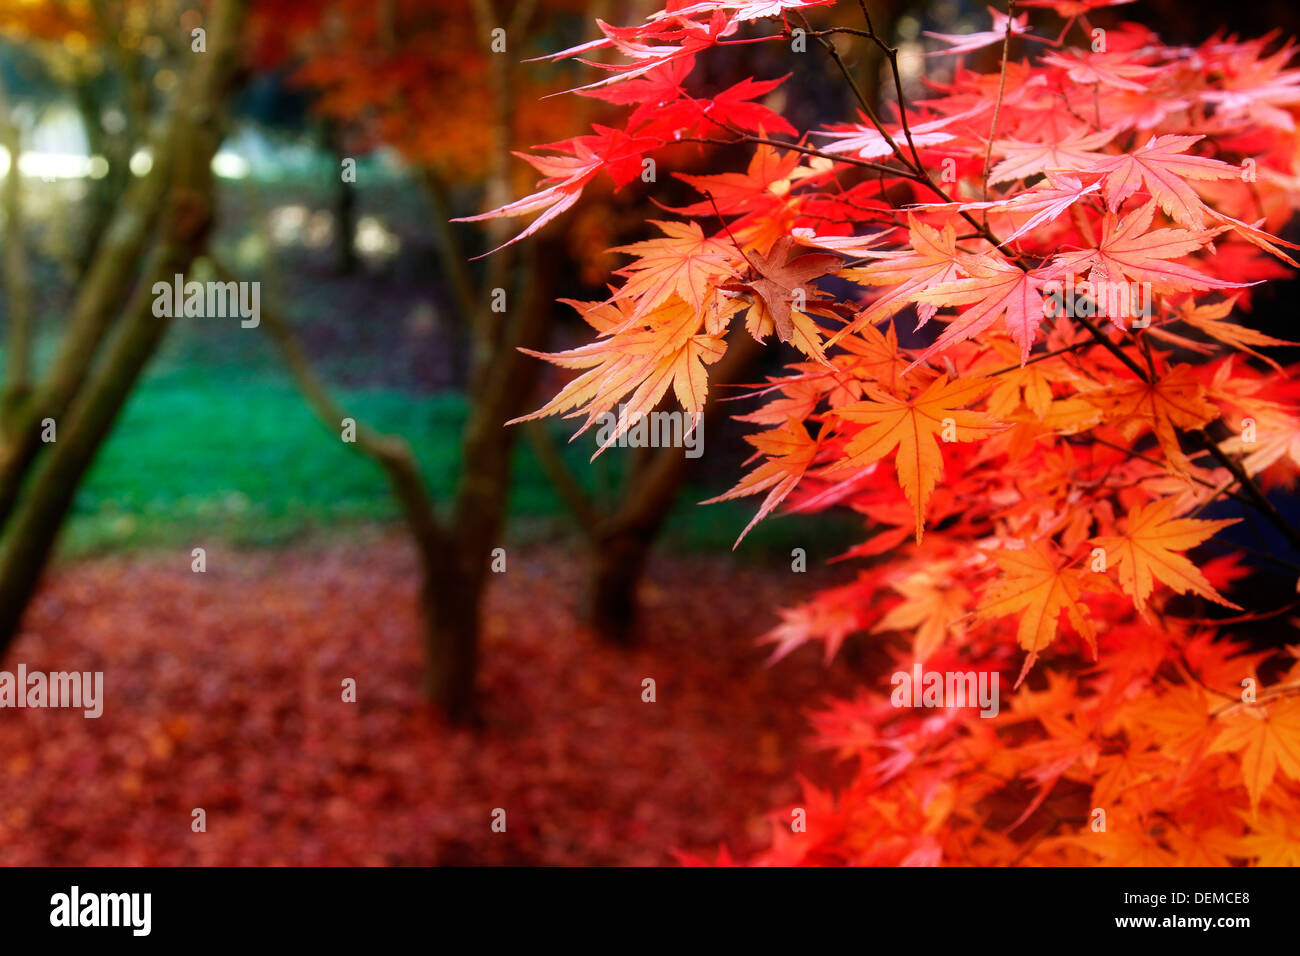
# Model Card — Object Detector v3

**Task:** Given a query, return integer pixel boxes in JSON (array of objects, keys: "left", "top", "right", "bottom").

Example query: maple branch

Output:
[
  {"left": 675, "top": 135, "right": 909, "bottom": 179},
  {"left": 421, "top": 167, "right": 479, "bottom": 317},
  {"left": 799, "top": 12, "right": 1300, "bottom": 559},
  {"left": 1201, "top": 537, "right": 1300, "bottom": 575},
  {"left": 703, "top": 190, "right": 761, "bottom": 272},
  {"left": 1192, "top": 431, "right": 1300, "bottom": 555},
  {"left": 1079, "top": 434, "right": 1254, "bottom": 509},
  {"left": 792, "top": 10, "right": 918, "bottom": 177},
  {"left": 981, "top": 0, "right": 1016, "bottom": 203},
  {"left": 852, "top": 0, "right": 924, "bottom": 171},
  {"left": 985, "top": 340, "right": 1095, "bottom": 377}
]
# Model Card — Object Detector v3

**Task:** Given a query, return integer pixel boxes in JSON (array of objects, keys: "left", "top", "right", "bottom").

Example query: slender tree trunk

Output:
[
  {"left": 242, "top": 221, "right": 558, "bottom": 723},
  {"left": 71, "top": 76, "right": 132, "bottom": 273},
  {"left": 322, "top": 120, "right": 358, "bottom": 275},
  {"left": 0, "top": 0, "right": 247, "bottom": 657},
  {"left": 0, "top": 75, "right": 33, "bottom": 435},
  {"left": 422, "top": 547, "right": 483, "bottom": 723}
]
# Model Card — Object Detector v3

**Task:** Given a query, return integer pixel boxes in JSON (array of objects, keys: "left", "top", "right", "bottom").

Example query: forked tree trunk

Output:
[{"left": 247, "top": 226, "right": 558, "bottom": 724}]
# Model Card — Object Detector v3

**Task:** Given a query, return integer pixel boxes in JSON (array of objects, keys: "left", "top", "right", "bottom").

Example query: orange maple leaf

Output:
[
  {"left": 1208, "top": 698, "right": 1300, "bottom": 811},
  {"left": 1086, "top": 363, "right": 1220, "bottom": 472},
  {"left": 609, "top": 220, "right": 739, "bottom": 320},
  {"left": 836, "top": 215, "right": 964, "bottom": 338},
  {"left": 832, "top": 375, "right": 1000, "bottom": 542},
  {"left": 1093, "top": 496, "right": 1241, "bottom": 614},
  {"left": 704, "top": 418, "right": 821, "bottom": 545},
  {"left": 979, "top": 542, "right": 1106, "bottom": 686}
]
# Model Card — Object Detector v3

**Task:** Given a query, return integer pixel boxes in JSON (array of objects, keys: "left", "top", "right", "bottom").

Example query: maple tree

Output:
[{"left": 466, "top": 0, "right": 1300, "bottom": 863}]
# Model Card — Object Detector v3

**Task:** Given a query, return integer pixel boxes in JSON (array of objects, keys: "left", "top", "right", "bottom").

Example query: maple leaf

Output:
[
  {"left": 1085, "top": 134, "right": 1240, "bottom": 229},
  {"left": 1220, "top": 406, "right": 1300, "bottom": 477},
  {"left": 700, "top": 73, "right": 798, "bottom": 136},
  {"left": 987, "top": 127, "right": 1118, "bottom": 184},
  {"left": 924, "top": 7, "right": 1036, "bottom": 57},
  {"left": 579, "top": 52, "right": 693, "bottom": 107},
  {"left": 1173, "top": 295, "right": 1297, "bottom": 369},
  {"left": 1093, "top": 497, "right": 1241, "bottom": 614},
  {"left": 1042, "top": 51, "right": 1160, "bottom": 93},
  {"left": 544, "top": 13, "right": 739, "bottom": 95},
  {"left": 836, "top": 215, "right": 965, "bottom": 339},
  {"left": 911, "top": 255, "right": 1052, "bottom": 365},
  {"left": 938, "top": 170, "right": 1102, "bottom": 247},
  {"left": 609, "top": 220, "right": 739, "bottom": 320},
  {"left": 980, "top": 338, "right": 1054, "bottom": 420},
  {"left": 454, "top": 126, "right": 661, "bottom": 253},
  {"left": 814, "top": 115, "right": 956, "bottom": 161},
  {"left": 730, "top": 236, "right": 841, "bottom": 358},
  {"left": 1085, "top": 363, "right": 1220, "bottom": 472},
  {"left": 1208, "top": 698, "right": 1300, "bottom": 811},
  {"left": 651, "top": 0, "right": 836, "bottom": 25},
  {"left": 1046, "top": 201, "right": 1249, "bottom": 306},
  {"left": 704, "top": 418, "right": 821, "bottom": 545},
  {"left": 1206, "top": 208, "right": 1300, "bottom": 268},
  {"left": 1127, "top": 684, "right": 1217, "bottom": 765},
  {"left": 1236, "top": 799, "right": 1300, "bottom": 864},
  {"left": 507, "top": 294, "right": 726, "bottom": 453},
  {"left": 874, "top": 564, "right": 971, "bottom": 661},
  {"left": 831, "top": 375, "right": 999, "bottom": 542},
  {"left": 675, "top": 143, "right": 802, "bottom": 215},
  {"left": 979, "top": 542, "right": 1105, "bottom": 686}
]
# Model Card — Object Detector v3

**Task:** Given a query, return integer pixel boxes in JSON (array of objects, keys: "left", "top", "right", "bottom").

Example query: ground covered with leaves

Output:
[{"left": 0, "top": 535, "right": 860, "bottom": 865}]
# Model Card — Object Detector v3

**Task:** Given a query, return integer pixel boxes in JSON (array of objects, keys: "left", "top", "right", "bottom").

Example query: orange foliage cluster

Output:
[{"left": 475, "top": 0, "right": 1300, "bottom": 864}]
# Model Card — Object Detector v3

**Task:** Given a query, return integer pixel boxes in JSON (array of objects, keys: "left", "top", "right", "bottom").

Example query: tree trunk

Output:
[
  {"left": 589, "top": 529, "right": 654, "bottom": 645},
  {"left": 72, "top": 75, "right": 133, "bottom": 274},
  {"left": 421, "top": 237, "right": 559, "bottom": 719},
  {"left": 422, "top": 550, "right": 483, "bottom": 724},
  {"left": 323, "top": 120, "right": 358, "bottom": 275},
  {"left": 586, "top": 329, "right": 764, "bottom": 643},
  {"left": 0, "top": 0, "right": 247, "bottom": 657},
  {"left": 0, "top": 74, "right": 32, "bottom": 435}
]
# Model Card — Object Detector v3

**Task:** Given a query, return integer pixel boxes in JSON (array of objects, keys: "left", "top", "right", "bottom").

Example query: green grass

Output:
[{"left": 62, "top": 363, "right": 859, "bottom": 564}]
